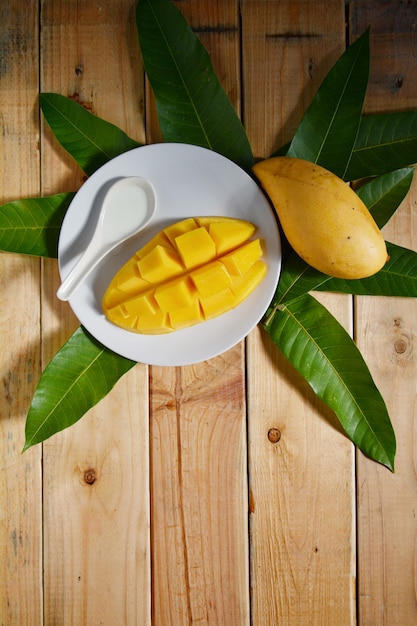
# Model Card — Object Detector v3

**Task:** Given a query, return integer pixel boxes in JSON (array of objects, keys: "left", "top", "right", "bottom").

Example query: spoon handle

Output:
[{"left": 56, "top": 243, "right": 107, "bottom": 301}]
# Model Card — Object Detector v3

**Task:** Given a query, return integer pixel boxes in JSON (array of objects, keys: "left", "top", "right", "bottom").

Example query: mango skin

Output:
[
  {"left": 252, "top": 156, "right": 388, "bottom": 279},
  {"left": 102, "top": 216, "right": 266, "bottom": 334}
]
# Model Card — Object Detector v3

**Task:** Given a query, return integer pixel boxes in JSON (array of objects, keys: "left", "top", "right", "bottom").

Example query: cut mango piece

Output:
[
  {"left": 190, "top": 261, "right": 232, "bottom": 298},
  {"left": 122, "top": 291, "right": 159, "bottom": 316},
  {"left": 164, "top": 217, "right": 198, "bottom": 246},
  {"left": 102, "top": 216, "right": 267, "bottom": 334},
  {"left": 137, "top": 245, "right": 183, "bottom": 282},
  {"left": 106, "top": 304, "right": 137, "bottom": 329},
  {"left": 154, "top": 276, "right": 195, "bottom": 313},
  {"left": 135, "top": 231, "right": 171, "bottom": 259},
  {"left": 175, "top": 227, "right": 217, "bottom": 269},
  {"left": 221, "top": 239, "right": 263, "bottom": 276},
  {"left": 231, "top": 260, "right": 267, "bottom": 305},
  {"left": 169, "top": 297, "right": 204, "bottom": 330},
  {"left": 199, "top": 288, "right": 236, "bottom": 319},
  {"left": 116, "top": 259, "right": 150, "bottom": 294},
  {"left": 136, "top": 311, "right": 171, "bottom": 334},
  {"left": 208, "top": 220, "right": 256, "bottom": 255}
]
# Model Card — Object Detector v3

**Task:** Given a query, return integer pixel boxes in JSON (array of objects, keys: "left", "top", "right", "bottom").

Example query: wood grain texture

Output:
[
  {"left": 150, "top": 346, "right": 249, "bottom": 624},
  {"left": 351, "top": 0, "right": 417, "bottom": 113},
  {"left": 145, "top": 3, "right": 250, "bottom": 623},
  {"left": 241, "top": 0, "right": 347, "bottom": 158},
  {"left": 42, "top": 379, "right": 150, "bottom": 625},
  {"left": 0, "top": 2, "right": 43, "bottom": 624},
  {"left": 351, "top": 3, "right": 417, "bottom": 623},
  {"left": 39, "top": 1, "right": 151, "bottom": 624},
  {"left": 243, "top": 1, "right": 357, "bottom": 624}
]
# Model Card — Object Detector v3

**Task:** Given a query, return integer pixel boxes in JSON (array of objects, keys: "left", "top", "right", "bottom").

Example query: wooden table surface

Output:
[{"left": 2, "top": 1, "right": 417, "bottom": 624}]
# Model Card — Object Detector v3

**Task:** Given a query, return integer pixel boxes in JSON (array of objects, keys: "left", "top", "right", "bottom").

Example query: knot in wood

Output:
[
  {"left": 394, "top": 75, "right": 403, "bottom": 89},
  {"left": 268, "top": 428, "right": 281, "bottom": 444},
  {"left": 391, "top": 317, "right": 413, "bottom": 361},
  {"left": 394, "top": 339, "right": 408, "bottom": 354},
  {"left": 83, "top": 468, "right": 97, "bottom": 485}
]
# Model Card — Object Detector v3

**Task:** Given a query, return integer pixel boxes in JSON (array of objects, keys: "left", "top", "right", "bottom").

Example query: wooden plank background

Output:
[{"left": 1, "top": 1, "right": 416, "bottom": 624}]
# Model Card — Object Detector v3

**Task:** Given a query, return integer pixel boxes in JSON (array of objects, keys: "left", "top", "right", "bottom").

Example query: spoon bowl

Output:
[{"left": 57, "top": 176, "right": 156, "bottom": 301}]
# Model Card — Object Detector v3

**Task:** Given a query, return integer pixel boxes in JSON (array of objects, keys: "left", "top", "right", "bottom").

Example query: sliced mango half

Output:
[{"left": 102, "top": 216, "right": 266, "bottom": 334}]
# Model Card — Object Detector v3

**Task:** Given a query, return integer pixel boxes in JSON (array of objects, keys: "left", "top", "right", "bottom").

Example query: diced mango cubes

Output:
[
  {"left": 137, "top": 245, "right": 183, "bottom": 282},
  {"left": 102, "top": 216, "right": 267, "bottom": 334},
  {"left": 175, "top": 227, "right": 217, "bottom": 269},
  {"left": 190, "top": 261, "right": 232, "bottom": 298}
]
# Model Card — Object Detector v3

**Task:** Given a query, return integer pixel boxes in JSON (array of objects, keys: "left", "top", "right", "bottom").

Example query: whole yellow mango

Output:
[
  {"left": 252, "top": 156, "right": 388, "bottom": 279},
  {"left": 102, "top": 216, "right": 266, "bottom": 334}
]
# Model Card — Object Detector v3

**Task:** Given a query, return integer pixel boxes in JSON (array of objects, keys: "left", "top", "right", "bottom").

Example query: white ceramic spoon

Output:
[{"left": 56, "top": 176, "right": 156, "bottom": 301}]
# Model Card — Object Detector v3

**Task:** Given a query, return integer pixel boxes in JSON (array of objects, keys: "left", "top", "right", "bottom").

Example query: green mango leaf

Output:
[
  {"left": 286, "top": 29, "right": 369, "bottom": 178},
  {"left": 40, "top": 93, "right": 141, "bottom": 176},
  {"left": 277, "top": 240, "right": 417, "bottom": 301},
  {"left": 356, "top": 167, "right": 414, "bottom": 228},
  {"left": 345, "top": 110, "right": 417, "bottom": 181},
  {"left": 270, "top": 250, "right": 329, "bottom": 304},
  {"left": 23, "top": 326, "right": 137, "bottom": 450},
  {"left": 0, "top": 193, "right": 74, "bottom": 257},
  {"left": 315, "top": 241, "right": 417, "bottom": 297},
  {"left": 263, "top": 293, "right": 396, "bottom": 470},
  {"left": 135, "top": 0, "right": 254, "bottom": 172},
  {"left": 270, "top": 141, "right": 291, "bottom": 158}
]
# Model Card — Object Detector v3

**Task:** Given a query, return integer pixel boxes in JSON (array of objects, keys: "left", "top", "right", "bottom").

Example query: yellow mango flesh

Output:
[
  {"left": 102, "top": 216, "right": 266, "bottom": 334},
  {"left": 252, "top": 156, "right": 388, "bottom": 279}
]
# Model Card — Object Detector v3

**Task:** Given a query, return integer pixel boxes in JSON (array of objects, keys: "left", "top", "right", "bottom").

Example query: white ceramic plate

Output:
[{"left": 58, "top": 143, "right": 281, "bottom": 366}]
